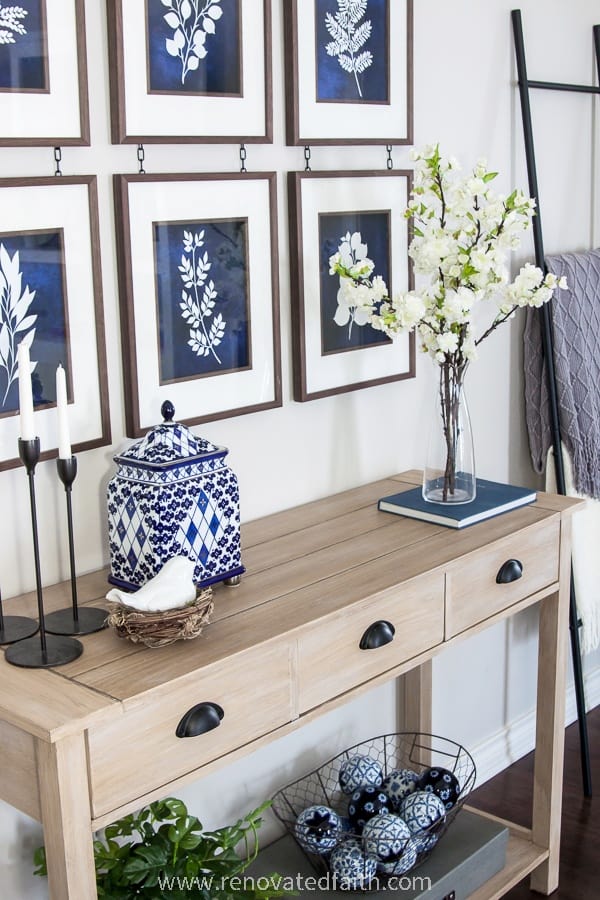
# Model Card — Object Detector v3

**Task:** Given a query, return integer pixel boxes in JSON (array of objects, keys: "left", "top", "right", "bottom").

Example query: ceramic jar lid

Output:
[{"left": 114, "top": 401, "right": 226, "bottom": 472}]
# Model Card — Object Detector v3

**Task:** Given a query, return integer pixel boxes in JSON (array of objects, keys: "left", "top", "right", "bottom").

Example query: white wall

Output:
[{"left": 0, "top": 1, "right": 599, "bottom": 896}]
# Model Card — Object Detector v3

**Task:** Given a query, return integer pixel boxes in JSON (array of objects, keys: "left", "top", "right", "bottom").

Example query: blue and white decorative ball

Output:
[
  {"left": 418, "top": 767, "right": 461, "bottom": 810},
  {"left": 362, "top": 812, "right": 412, "bottom": 861},
  {"left": 382, "top": 768, "right": 420, "bottom": 810},
  {"left": 411, "top": 832, "right": 439, "bottom": 855},
  {"left": 399, "top": 790, "right": 446, "bottom": 847},
  {"left": 347, "top": 786, "right": 393, "bottom": 832},
  {"left": 294, "top": 805, "right": 341, "bottom": 854},
  {"left": 378, "top": 836, "right": 418, "bottom": 875},
  {"left": 338, "top": 754, "right": 383, "bottom": 795},
  {"left": 330, "top": 839, "right": 377, "bottom": 891}
]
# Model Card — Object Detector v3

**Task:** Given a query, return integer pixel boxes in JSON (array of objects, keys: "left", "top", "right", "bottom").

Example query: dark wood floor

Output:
[{"left": 470, "top": 704, "right": 599, "bottom": 898}]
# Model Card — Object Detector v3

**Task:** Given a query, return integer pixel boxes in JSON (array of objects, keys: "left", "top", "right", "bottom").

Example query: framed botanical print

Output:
[
  {"left": 284, "top": 0, "right": 413, "bottom": 145},
  {"left": 0, "top": 176, "right": 110, "bottom": 469},
  {"left": 288, "top": 169, "right": 414, "bottom": 401},
  {"left": 107, "top": 0, "right": 273, "bottom": 143},
  {"left": 0, "top": 0, "right": 89, "bottom": 145},
  {"left": 114, "top": 172, "right": 281, "bottom": 437}
]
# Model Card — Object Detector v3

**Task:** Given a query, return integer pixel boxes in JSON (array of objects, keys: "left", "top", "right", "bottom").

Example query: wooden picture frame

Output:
[
  {"left": 284, "top": 0, "right": 413, "bottom": 146},
  {"left": 114, "top": 172, "right": 281, "bottom": 437},
  {"left": 0, "top": 176, "right": 110, "bottom": 469},
  {"left": 107, "top": 0, "right": 273, "bottom": 143},
  {"left": 288, "top": 169, "right": 415, "bottom": 401},
  {"left": 0, "top": 0, "right": 89, "bottom": 146}
]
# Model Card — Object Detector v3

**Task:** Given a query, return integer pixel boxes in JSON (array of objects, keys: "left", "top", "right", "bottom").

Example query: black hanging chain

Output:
[
  {"left": 239, "top": 143, "right": 247, "bottom": 173},
  {"left": 304, "top": 145, "right": 312, "bottom": 172},
  {"left": 386, "top": 145, "right": 393, "bottom": 170},
  {"left": 137, "top": 143, "right": 146, "bottom": 175},
  {"left": 53, "top": 147, "right": 63, "bottom": 177}
]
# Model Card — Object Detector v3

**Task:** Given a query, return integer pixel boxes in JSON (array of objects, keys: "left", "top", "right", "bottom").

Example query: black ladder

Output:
[{"left": 512, "top": 8, "right": 600, "bottom": 798}]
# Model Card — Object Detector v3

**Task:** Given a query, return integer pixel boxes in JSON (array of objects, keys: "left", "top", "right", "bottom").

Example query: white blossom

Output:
[
  {"left": 329, "top": 144, "right": 564, "bottom": 368},
  {"left": 436, "top": 331, "right": 460, "bottom": 354},
  {"left": 371, "top": 275, "right": 388, "bottom": 302}
]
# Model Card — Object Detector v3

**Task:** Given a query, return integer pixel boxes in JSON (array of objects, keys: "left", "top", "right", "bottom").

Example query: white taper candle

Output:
[
  {"left": 17, "top": 342, "right": 35, "bottom": 441},
  {"left": 56, "top": 364, "right": 71, "bottom": 459}
]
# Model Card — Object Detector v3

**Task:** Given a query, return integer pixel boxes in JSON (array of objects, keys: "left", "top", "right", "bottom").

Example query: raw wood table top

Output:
[{"left": 0, "top": 472, "right": 581, "bottom": 737}]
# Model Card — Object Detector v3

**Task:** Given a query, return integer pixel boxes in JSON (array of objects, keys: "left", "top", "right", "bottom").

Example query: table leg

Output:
[
  {"left": 530, "top": 517, "right": 571, "bottom": 894},
  {"left": 36, "top": 732, "right": 97, "bottom": 900},
  {"left": 403, "top": 659, "right": 433, "bottom": 766},
  {"left": 403, "top": 659, "right": 433, "bottom": 734}
]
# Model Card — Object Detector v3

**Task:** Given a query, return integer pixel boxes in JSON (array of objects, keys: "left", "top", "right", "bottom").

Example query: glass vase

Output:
[{"left": 422, "top": 362, "right": 476, "bottom": 504}]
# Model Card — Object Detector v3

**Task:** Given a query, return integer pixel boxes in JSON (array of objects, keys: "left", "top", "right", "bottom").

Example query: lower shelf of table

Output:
[
  {"left": 468, "top": 831, "right": 548, "bottom": 899},
  {"left": 250, "top": 809, "right": 548, "bottom": 899}
]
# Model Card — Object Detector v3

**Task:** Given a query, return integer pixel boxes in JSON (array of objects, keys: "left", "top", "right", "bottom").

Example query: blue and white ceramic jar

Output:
[{"left": 107, "top": 402, "right": 244, "bottom": 590}]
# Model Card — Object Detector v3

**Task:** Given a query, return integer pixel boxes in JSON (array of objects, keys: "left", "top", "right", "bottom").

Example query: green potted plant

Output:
[{"left": 34, "top": 797, "right": 293, "bottom": 899}]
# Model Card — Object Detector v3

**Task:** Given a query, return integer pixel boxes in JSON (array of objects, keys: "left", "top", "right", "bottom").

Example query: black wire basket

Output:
[{"left": 271, "top": 732, "right": 476, "bottom": 891}]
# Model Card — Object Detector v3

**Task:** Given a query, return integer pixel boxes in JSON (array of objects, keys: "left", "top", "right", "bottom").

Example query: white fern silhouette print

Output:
[
  {"left": 0, "top": 244, "right": 37, "bottom": 407},
  {"left": 179, "top": 230, "right": 226, "bottom": 365},
  {"left": 161, "top": 0, "right": 223, "bottom": 85},
  {"left": 325, "top": 0, "right": 373, "bottom": 99},
  {"left": 0, "top": 3, "right": 28, "bottom": 44}
]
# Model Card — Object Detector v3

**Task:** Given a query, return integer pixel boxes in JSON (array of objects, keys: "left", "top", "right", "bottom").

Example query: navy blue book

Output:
[{"left": 378, "top": 478, "right": 537, "bottom": 528}]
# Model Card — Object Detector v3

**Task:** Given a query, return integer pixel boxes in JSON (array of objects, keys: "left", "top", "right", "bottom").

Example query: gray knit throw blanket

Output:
[{"left": 523, "top": 248, "right": 600, "bottom": 499}]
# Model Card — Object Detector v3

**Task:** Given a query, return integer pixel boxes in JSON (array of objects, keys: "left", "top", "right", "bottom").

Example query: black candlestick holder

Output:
[
  {"left": 45, "top": 456, "right": 107, "bottom": 636},
  {"left": 5, "top": 439, "right": 83, "bottom": 668},
  {"left": 0, "top": 585, "right": 38, "bottom": 645}
]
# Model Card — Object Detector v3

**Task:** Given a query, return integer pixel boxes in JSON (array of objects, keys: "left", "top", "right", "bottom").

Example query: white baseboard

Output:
[{"left": 473, "top": 665, "right": 600, "bottom": 787}]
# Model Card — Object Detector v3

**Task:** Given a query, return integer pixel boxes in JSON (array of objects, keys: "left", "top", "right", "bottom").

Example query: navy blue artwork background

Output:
[
  {"left": 154, "top": 219, "right": 250, "bottom": 382},
  {"left": 319, "top": 211, "right": 391, "bottom": 354},
  {"left": 0, "top": 0, "right": 47, "bottom": 91},
  {"left": 147, "top": 0, "right": 241, "bottom": 94},
  {"left": 0, "top": 230, "right": 68, "bottom": 415},
  {"left": 315, "top": 0, "right": 388, "bottom": 103}
]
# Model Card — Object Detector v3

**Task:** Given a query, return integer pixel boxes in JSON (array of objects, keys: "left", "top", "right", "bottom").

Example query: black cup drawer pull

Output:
[
  {"left": 496, "top": 559, "right": 523, "bottom": 584},
  {"left": 359, "top": 620, "right": 395, "bottom": 650},
  {"left": 176, "top": 702, "right": 224, "bottom": 738}
]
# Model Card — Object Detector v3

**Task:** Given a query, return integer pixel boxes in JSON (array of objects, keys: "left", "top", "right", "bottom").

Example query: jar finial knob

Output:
[{"left": 161, "top": 400, "right": 175, "bottom": 423}]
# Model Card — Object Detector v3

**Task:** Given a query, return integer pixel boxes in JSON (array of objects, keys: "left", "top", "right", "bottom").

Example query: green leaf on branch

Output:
[{"left": 32, "top": 846, "right": 47, "bottom": 877}]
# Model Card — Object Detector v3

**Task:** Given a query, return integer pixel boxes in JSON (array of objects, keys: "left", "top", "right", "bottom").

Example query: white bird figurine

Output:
[{"left": 106, "top": 557, "right": 197, "bottom": 612}]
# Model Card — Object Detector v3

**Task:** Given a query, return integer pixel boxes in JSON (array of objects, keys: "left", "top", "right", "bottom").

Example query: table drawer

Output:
[
  {"left": 88, "top": 642, "right": 294, "bottom": 817},
  {"left": 446, "top": 517, "right": 560, "bottom": 638},
  {"left": 297, "top": 572, "right": 444, "bottom": 712}
]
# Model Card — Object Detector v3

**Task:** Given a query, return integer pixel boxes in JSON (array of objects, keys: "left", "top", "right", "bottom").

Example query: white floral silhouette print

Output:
[
  {"left": 160, "top": 0, "right": 223, "bottom": 85},
  {"left": 324, "top": 0, "right": 373, "bottom": 99},
  {"left": 178, "top": 230, "right": 226, "bottom": 364},
  {"left": 0, "top": 244, "right": 37, "bottom": 407},
  {"left": 0, "top": 3, "right": 27, "bottom": 45}
]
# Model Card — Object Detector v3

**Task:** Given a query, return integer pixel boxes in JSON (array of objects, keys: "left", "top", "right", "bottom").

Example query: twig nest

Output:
[{"left": 107, "top": 588, "right": 213, "bottom": 648}]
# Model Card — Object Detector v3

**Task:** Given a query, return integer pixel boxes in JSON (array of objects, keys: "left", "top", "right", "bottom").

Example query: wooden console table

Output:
[{"left": 0, "top": 471, "right": 580, "bottom": 899}]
